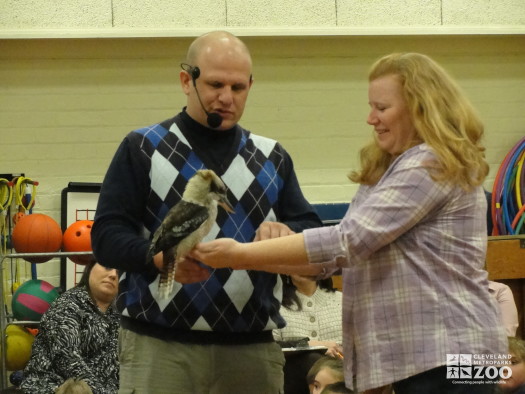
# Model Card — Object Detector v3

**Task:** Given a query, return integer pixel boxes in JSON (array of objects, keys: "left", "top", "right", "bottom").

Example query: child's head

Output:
[
  {"left": 499, "top": 337, "right": 525, "bottom": 393},
  {"left": 306, "top": 356, "right": 344, "bottom": 394},
  {"left": 320, "top": 381, "right": 353, "bottom": 393}
]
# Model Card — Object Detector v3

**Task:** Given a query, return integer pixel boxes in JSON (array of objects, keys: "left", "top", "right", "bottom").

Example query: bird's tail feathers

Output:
[
  {"left": 158, "top": 255, "right": 176, "bottom": 300},
  {"left": 158, "top": 272, "right": 174, "bottom": 300},
  {"left": 158, "top": 283, "right": 172, "bottom": 300}
]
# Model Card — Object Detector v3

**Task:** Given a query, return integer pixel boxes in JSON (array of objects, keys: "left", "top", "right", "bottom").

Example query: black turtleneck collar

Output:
[
  {"left": 180, "top": 110, "right": 237, "bottom": 139},
  {"left": 176, "top": 109, "right": 241, "bottom": 176}
]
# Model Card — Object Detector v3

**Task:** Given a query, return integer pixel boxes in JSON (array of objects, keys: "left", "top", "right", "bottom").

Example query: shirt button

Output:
[
  {"left": 307, "top": 301, "right": 313, "bottom": 307},
  {"left": 311, "top": 331, "right": 317, "bottom": 337},
  {"left": 310, "top": 316, "right": 316, "bottom": 323}
]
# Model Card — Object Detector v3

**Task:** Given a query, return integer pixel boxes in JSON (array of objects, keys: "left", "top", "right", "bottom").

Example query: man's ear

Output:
[{"left": 180, "top": 70, "right": 192, "bottom": 95}]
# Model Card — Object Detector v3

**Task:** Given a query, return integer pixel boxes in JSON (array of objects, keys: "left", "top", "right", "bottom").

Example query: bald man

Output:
[{"left": 92, "top": 31, "right": 322, "bottom": 393}]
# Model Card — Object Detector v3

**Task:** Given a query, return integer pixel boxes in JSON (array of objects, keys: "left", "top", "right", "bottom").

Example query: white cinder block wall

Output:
[
  {"left": 1, "top": 0, "right": 525, "bottom": 30},
  {"left": 0, "top": 1, "right": 524, "bottom": 289}
]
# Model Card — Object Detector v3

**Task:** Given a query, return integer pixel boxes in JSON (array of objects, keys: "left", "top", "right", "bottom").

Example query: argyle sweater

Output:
[{"left": 92, "top": 111, "right": 322, "bottom": 341}]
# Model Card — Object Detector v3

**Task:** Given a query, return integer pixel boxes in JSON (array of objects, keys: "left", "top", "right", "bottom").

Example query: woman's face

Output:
[
  {"left": 367, "top": 74, "right": 418, "bottom": 156},
  {"left": 311, "top": 367, "right": 340, "bottom": 394},
  {"left": 89, "top": 263, "right": 118, "bottom": 309},
  {"left": 499, "top": 352, "right": 525, "bottom": 392}
]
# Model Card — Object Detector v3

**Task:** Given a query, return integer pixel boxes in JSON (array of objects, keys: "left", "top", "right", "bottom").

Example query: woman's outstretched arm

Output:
[{"left": 190, "top": 233, "right": 310, "bottom": 271}]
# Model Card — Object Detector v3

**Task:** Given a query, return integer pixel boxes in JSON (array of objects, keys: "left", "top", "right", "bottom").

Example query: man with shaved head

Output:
[
  {"left": 182, "top": 31, "right": 253, "bottom": 131},
  {"left": 92, "top": 31, "right": 322, "bottom": 393}
]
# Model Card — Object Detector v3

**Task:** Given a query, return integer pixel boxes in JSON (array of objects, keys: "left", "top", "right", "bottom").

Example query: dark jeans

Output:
[{"left": 392, "top": 365, "right": 498, "bottom": 394}]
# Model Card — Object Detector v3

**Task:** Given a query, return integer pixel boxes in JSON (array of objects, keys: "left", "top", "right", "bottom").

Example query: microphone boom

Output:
[{"left": 183, "top": 63, "right": 223, "bottom": 128}]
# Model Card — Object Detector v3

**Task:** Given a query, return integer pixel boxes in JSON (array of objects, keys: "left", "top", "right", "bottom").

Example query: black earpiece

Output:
[{"left": 190, "top": 66, "right": 200, "bottom": 81}]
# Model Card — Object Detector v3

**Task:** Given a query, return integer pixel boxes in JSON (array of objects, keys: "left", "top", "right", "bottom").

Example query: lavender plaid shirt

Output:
[{"left": 304, "top": 144, "right": 507, "bottom": 391}]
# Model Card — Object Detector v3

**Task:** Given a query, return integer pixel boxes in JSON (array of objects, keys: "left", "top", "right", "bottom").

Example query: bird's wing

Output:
[{"left": 150, "top": 201, "right": 209, "bottom": 256}]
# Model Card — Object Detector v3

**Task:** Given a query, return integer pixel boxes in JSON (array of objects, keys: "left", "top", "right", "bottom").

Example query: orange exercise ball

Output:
[
  {"left": 12, "top": 213, "right": 62, "bottom": 263},
  {"left": 12, "top": 211, "right": 25, "bottom": 225},
  {"left": 63, "top": 220, "right": 94, "bottom": 265}
]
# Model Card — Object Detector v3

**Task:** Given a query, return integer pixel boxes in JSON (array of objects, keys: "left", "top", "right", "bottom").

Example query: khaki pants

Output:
[{"left": 118, "top": 328, "right": 285, "bottom": 394}]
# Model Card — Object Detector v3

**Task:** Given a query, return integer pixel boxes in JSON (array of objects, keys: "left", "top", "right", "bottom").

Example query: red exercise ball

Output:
[
  {"left": 63, "top": 220, "right": 94, "bottom": 265},
  {"left": 12, "top": 214, "right": 63, "bottom": 263}
]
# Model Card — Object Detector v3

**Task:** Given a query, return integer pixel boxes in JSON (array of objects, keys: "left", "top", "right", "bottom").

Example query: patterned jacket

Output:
[{"left": 21, "top": 286, "right": 119, "bottom": 394}]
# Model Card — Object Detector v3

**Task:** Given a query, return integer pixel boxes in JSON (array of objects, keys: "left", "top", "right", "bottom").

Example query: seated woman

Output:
[
  {"left": 21, "top": 261, "right": 119, "bottom": 394},
  {"left": 489, "top": 280, "right": 519, "bottom": 337},
  {"left": 274, "top": 274, "right": 343, "bottom": 356},
  {"left": 274, "top": 275, "right": 343, "bottom": 394}
]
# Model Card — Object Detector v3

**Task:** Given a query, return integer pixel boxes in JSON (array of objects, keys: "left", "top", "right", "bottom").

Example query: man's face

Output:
[{"left": 181, "top": 49, "right": 253, "bottom": 130}]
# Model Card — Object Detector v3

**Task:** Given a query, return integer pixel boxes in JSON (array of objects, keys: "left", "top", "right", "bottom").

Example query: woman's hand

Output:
[
  {"left": 190, "top": 238, "right": 243, "bottom": 269},
  {"left": 310, "top": 340, "right": 344, "bottom": 359},
  {"left": 191, "top": 232, "right": 310, "bottom": 272}
]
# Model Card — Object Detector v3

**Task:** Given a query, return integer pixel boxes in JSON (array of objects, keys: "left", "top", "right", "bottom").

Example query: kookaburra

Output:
[{"left": 148, "top": 169, "right": 234, "bottom": 299}]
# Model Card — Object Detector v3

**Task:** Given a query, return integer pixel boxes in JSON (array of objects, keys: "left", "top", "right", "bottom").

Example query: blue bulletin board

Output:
[{"left": 312, "top": 203, "right": 349, "bottom": 226}]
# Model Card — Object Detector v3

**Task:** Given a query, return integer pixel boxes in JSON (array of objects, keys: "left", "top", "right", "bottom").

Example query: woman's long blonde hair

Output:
[{"left": 350, "top": 53, "right": 488, "bottom": 190}]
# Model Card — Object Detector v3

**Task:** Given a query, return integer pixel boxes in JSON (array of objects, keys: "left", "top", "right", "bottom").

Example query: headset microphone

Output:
[{"left": 184, "top": 64, "right": 223, "bottom": 128}]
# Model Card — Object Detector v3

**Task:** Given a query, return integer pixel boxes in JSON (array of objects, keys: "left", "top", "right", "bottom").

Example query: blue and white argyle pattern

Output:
[{"left": 117, "top": 121, "right": 286, "bottom": 332}]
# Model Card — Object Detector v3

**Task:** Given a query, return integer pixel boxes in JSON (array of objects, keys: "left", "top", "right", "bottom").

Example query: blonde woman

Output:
[{"left": 191, "top": 53, "right": 507, "bottom": 393}]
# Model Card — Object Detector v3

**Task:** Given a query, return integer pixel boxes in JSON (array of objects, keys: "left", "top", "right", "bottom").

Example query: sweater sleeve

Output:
[
  {"left": 276, "top": 147, "right": 323, "bottom": 233},
  {"left": 92, "top": 133, "right": 155, "bottom": 272}
]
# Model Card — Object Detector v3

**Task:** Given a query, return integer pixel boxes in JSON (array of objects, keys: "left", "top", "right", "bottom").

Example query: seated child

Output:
[
  {"left": 320, "top": 381, "right": 354, "bottom": 393},
  {"left": 307, "top": 356, "right": 344, "bottom": 394},
  {"left": 499, "top": 337, "right": 525, "bottom": 394}
]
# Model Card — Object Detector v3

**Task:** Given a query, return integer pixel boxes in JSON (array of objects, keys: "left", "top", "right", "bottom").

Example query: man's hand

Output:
[
  {"left": 254, "top": 221, "right": 295, "bottom": 241},
  {"left": 153, "top": 252, "right": 210, "bottom": 284},
  {"left": 174, "top": 257, "right": 211, "bottom": 284}
]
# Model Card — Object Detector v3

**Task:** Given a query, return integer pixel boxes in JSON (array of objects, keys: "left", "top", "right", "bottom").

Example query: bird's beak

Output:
[{"left": 218, "top": 196, "right": 235, "bottom": 213}]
